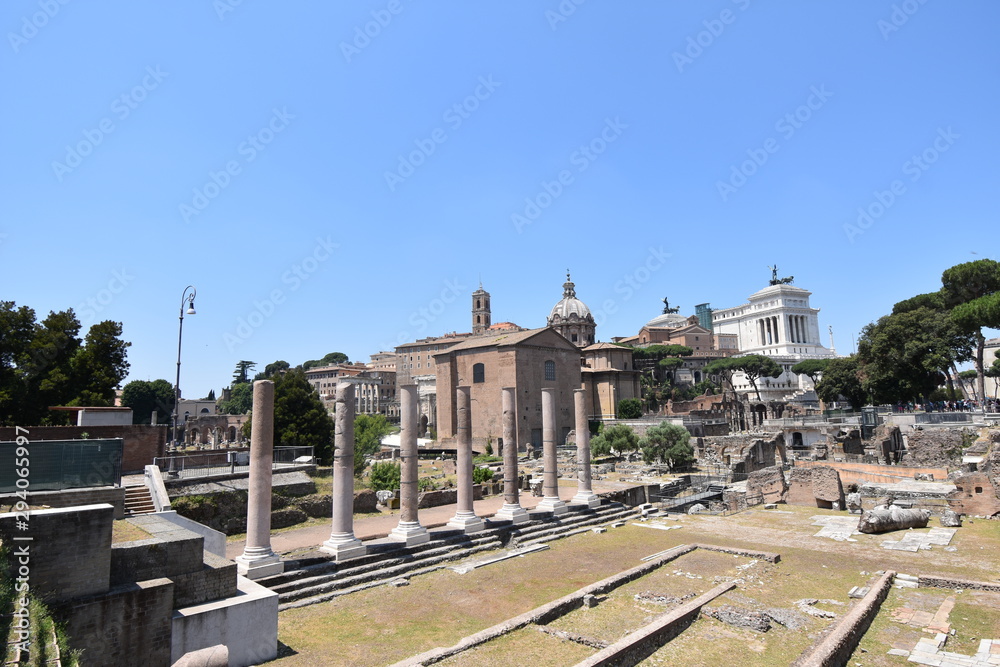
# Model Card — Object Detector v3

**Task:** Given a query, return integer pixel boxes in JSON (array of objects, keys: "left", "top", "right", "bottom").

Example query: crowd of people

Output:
[{"left": 892, "top": 398, "right": 999, "bottom": 413}]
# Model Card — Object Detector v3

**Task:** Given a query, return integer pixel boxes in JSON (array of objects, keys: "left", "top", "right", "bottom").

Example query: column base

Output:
[
  {"left": 320, "top": 534, "right": 367, "bottom": 561},
  {"left": 389, "top": 521, "right": 430, "bottom": 546},
  {"left": 570, "top": 492, "right": 601, "bottom": 509},
  {"left": 537, "top": 497, "right": 568, "bottom": 515},
  {"left": 447, "top": 511, "right": 485, "bottom": 534},
  {"left": 235, "top": 548, "right": 284, "bottom": 580},
  {"left": 494, "top": 504, "right": 530, "bottom": 524}
]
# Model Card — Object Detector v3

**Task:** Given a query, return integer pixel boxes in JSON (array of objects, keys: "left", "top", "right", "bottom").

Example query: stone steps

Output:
[
  {"left": 123, "top": 485, "right": 156, "bottom": 516},
  {"left": 270, "top": 501, "right": 637, "bottom": 610}
]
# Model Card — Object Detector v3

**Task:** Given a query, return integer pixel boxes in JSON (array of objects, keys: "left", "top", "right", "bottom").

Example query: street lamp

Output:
[{"left": 169, "top": 286, "right": 197, "bottom": 477}]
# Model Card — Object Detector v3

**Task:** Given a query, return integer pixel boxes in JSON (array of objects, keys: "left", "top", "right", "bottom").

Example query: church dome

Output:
[{"left": 548, "top": 273, "right": 593, "bottom": 322}]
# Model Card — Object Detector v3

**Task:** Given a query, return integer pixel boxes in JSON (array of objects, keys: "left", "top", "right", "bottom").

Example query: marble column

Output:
[
  {"left": 390, "top": 385, "right": 430, "bottom": 545},
  {"left": 447, "top": 386, "right": 484, "bottom": 533},
  {"left": 321, "top": 382, "right": 366, "bottom": 561},
  {"left": 538, "top": 387, "right": 567, "bottom": 514},
  {"left": 236, "top": 380, "right": 284, "bottom": 579},
  {"left": 494, "top": 387, "right": 529, "bottom": 524},
  {"left": 571, "top": 388, "right": 600, "bottom": 508}
]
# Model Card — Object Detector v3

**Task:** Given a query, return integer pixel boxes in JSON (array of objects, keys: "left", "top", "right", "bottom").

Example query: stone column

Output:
[
  {"left": 571, "top": 388, "right": 600, "bottom": 508},
  {"left": 537, "top": 387, "right": 567, "bottom": 514},
  {"left": 447, "top": 386, "right": 484, "bottom": 533},
  {"left": 321, "top": 382, "right": 366, "bottom": 561},
  {"left": 236, "top": 380, "right": 284, "bottom": 579},
  {"left": 390, "top": 385, "right": 430, "bottom": 545},
  {"left": 494, "top": 387, "right": 528, "bottom": 524}
]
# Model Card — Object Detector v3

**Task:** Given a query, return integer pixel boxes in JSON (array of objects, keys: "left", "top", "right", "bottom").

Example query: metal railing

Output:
[{"left": 153, "top": 446, "right": 314, "bottom": 480}]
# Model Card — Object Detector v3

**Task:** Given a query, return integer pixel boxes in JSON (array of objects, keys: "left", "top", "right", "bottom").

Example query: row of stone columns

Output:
[{"left": 239, "top": 380, "right": 600, "bottom": 575}]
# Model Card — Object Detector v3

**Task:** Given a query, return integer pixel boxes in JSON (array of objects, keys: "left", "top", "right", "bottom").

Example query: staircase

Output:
[
  {"left": 124, "top": 485, "right": 156, "bottom": 516},
  {"left": 263, "top": 501, "right": 639, "bottom": 611}
]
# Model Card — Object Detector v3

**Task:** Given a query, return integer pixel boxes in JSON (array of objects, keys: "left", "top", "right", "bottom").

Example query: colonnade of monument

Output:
[{"left": 238, "top": 380, "right": 599, "bottom": 576}]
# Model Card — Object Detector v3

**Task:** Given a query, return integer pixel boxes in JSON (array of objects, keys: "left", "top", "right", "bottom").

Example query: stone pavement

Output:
[
  {"left": 810, "top": 515, "right": 860, "bottom": 542},
  {"left": 898, "top": 635, "right": 1000, "bottom": 666},
  {"left": 881, "top": 527, "right": 957, "bottom": 552}
]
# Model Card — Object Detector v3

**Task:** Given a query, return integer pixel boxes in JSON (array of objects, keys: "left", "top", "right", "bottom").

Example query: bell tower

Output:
[{"left": 472, "top": 282, "right": 491, "bottom": 335}]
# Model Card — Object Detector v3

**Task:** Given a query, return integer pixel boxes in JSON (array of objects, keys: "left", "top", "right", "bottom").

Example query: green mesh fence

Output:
[{"left": 0, "top": 439, "right": 123, "bottom": 493}]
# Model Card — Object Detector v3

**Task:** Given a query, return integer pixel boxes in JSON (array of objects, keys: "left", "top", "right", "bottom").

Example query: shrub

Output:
[
  {"left": 617, "top": 398, "right": 643, "bottom": 419},
  {"left": 590, "top": 424, "right": 638, "bottom": 457},
  {"left": 472, "top": 466, "right": 494, "bottom": 484},
  {"left": 638, "top": 422, "right": 693, "bottom": 471},
  {"left": 369, "top": 461, "right": 401, "bottom": 492},
  {"left": 418, "top": 477, "right": 437, "bottom": 491}
]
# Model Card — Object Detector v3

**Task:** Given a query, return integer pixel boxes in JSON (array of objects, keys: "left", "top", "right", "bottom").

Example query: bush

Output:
[
  {"left": 638, "top": 421, "right": 693, "bottom": 471},
  {"left": 617, "top": 398, "right": 643, "bottom": 419},
  {"left": 418, "top": 477, "right": 437, "bottom": 491},
  {"left": 473, "top": 466, "right": 494, "bottom": 484},
  {"left": 369, "top": 461, "right": 401, "bottom": 492},
  {"left": 590, "top": 424, "right": 638, "bottom": 457}
]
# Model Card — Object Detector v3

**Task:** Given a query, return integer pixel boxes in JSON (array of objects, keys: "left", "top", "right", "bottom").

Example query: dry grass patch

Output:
[
  {"left": 437, "top": 626, "right": 595, "bottom": 667},
  {"left": 111, "top": 518, "right": 151, "bottom": 543}
]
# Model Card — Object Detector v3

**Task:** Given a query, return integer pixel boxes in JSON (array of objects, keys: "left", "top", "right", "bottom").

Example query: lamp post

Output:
[{"left": 169, "top": 286, "right": 197, "bottom": 477}]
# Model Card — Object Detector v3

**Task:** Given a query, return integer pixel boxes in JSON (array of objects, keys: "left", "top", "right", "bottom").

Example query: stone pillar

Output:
[
  {"left": 390, "top": 385, "right": 430, "bottom": 545},
  {"left": 571, "top": 388, "right": 600, "bottom": 508},
  {"left": 321, "top": 382, "right": 366, "bottom": 561},
  {"left": 236, "top": 380, "right": 284, "bottom": 579},
  {"left": 537, "top": 387, "right": 567, "bottom": 514},
  {"left": 447, "top": 386, "right": 484, "bottom": 533},
  {"left": 494, "top": 387, "right": 528, "bottom": 524}
]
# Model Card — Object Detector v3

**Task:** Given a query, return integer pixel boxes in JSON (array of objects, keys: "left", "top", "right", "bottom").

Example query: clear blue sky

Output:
[{"left": 3, "top": 1, "right": 997, "bottom": 399}]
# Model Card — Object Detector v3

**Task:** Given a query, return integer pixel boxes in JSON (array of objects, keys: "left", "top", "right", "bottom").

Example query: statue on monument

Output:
[
  {"left": 768, "top": 265, "right": 794, "bottom": 286},
  {"left": 661, "top": 297, "right": 680, "bottom": 315}
]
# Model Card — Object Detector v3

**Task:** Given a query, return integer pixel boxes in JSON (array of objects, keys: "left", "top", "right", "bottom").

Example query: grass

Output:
[{"left": 111, "top": 519, "right": 152, "bottom": 543}]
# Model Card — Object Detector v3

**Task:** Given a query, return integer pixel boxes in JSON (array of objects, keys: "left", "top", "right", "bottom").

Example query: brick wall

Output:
[
  {"left": 0, "top": 424, "right": 167, "bottom": 473},
  {"left": 60, "top": 578, "right": 174, "bottom": 667},
  {"left": 795, "top": 460, "right": 947, "bottom": 486},
  {"left": 170, "top": 552, "right": 237, "bottom": 607},
  {"left": 0, "top": 504, "right": 112, "bottom": 603},
  {"left": 110, "top": 535, "right": 204, "bottom": 586},
  {"left": 0, "top": 486, "right": 126, "bottom": 519}
]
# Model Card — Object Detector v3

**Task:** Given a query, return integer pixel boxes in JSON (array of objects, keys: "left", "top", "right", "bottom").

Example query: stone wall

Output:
[
  {"left": 902, "top": 428, "right": 966, "bottom": 468},
  {"left": 0, "top": 425, "right": 167, "bottom": 473},
  {"left": 794, "top": 460, "right": 948, "bottom": 488},
  {"left": 947, "top": 472, "right": 1000, "bottom": 518},
  {"left": 746, "top": 465, "right": 787, "bottom": 503},
  {"left": 0, "top": 485, "right": 125, "bottom": 519},
  {"left": 60, "top": 578, "right": 175, "bottom": 667},
  {"left": 786, "top": 465, "right": 844, "bottom": 509},
  {"left": 0, "top": 504, "right": 113, "bottom": 603}
]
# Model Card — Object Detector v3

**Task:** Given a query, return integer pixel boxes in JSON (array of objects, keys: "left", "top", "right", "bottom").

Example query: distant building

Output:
[
  {"left": 547, "top": 272, "right": 596, "bottom": 347},
  {"left": 581, "top": 343, "right": 642, "bottom": 420}
]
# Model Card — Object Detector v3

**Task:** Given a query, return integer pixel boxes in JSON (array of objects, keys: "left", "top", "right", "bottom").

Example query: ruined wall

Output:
[
  {"left": 794, "top": 460, "right": 948, "bottom": 489},
  {"left": 746, "top": 466, "right": 787, "bottom": 503},
  {"left": 0, "top": 425, "right": 167, "bottom": 473},
  {"left": 902, "top": 428, "right": 966, "bottom": 468},
  {"left": 947, "top": 472, "right": 1000, "bottom": 518},
  {"left": 697, "top": 433, "right": 785, "bottom": 473},
  {"left": 787, "top": 465, "right": 844, "bottom": 509}
]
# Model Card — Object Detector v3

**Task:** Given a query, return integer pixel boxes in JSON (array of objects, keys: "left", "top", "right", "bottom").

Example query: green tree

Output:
[
  {"left": 657, "top": 357, "right": 685, "bottom": 387},
  {"left": 353, "top": 413, "right": 392, "bottom": 476},
  {"left": 271, "top": 370, "right": 334, "bottom": 464},
  {"left": 790, "top": 358, "right": 830, "bottom": 384},
  {"left": 703, "top": 356, "right": 740, "bottom": 397},
  {"left": 639, "top": 421, "right": 694, "bottom": 470},
  {"left": 218, "top": 383, "right": 253, "bottom": 414},
  {"left": 202, "top": 389, "right": 216, "bottom": 401},
  {"left": 232, "top": 361, "right": 257, "bottom": 385},
  {"left": 303, "top": 352, "right": 349, "bottom": 370},
  {"left": 69, "top": 320, "right": 131, "bottom": 407},
  {"left": 20, "top": 309, "right": 81, "bottom": 424},
  {"left": 617, "top": 397, "right": 643, "bottom": 419},
  {"left": 122, "top": 379, "right": 175, "bottom": 424},
  {"left": 0, "top": 302, "right": 36, "bottom": 424},
  {"left": 944, "top": 259, "right": 1000, "bottom": 403},
  {"left": 732, "top": 354, "right": 782, "bottom": 401},
  {"left": 590, "top": 424, "right": 638, "bottom": 457},
  {"left": 473, "top": 466, "right": 494, "bottom": 484},
  {"left": 369, "top": 461, "right": 401, "bottom": 492},
  {"left": 255, "top": 360, "right": 290, "bottom": 380},
  {"left": 815, "top": 356, "right": 867, "bottom": 410}
]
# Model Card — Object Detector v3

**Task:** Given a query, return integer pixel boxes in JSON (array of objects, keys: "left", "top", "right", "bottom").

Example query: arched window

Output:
[
  {"left": 544, "top": 360, "right": 556, "bottom": 381},
  {"left": 473, "top": 363, "right": 485, "bottom": 383}
]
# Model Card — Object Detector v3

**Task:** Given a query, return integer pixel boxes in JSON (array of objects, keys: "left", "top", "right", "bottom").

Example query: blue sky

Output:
[{"left": 3, "top": 1, "right": 997, "bottom": 399}]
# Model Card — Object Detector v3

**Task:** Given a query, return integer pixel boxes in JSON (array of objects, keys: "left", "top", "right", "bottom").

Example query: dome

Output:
[
  {"left": 644, "top": 311, "right": 688, "bottom": 328},
  {"left": 548, "top": 273, "right": 593, "bottom": 322}
]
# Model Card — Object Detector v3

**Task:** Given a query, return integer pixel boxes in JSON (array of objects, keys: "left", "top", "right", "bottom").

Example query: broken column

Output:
[
  {"left": 447, "top": 386, "right": 484, "bottom": 533},
  {"left": 571, "top": 388, "right": 599, "bottom": 508},
  {"left": 235, "top": 380, "right": 284, "bottom": 579},
  {"left": 494, "top": 386, "right": 529, "bottom": 524},
  {"left": 538, "top": 387, "right": 567, "bottom": 515},
  {"left": 321, "top": 381, "right": 366, "bottom": 561},
  {"left": 390, "top": 384, "right": 430, "bottom": 545}
]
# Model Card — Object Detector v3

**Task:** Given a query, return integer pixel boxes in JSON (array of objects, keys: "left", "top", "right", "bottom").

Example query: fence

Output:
[
  {"left": 0, "top": 439, "right": 123, "bottom": 493},
  {"left": 153, "top": 446, "right": 314, "bottom": 480}
]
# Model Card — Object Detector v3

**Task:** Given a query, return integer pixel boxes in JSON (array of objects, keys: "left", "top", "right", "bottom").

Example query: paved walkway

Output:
[{"left": 225, "top": 480, "right": 629, "bottom": 560}]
